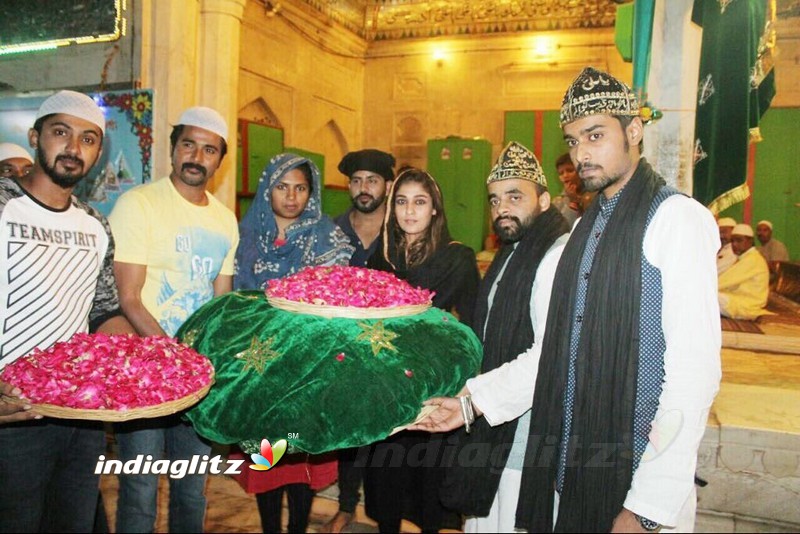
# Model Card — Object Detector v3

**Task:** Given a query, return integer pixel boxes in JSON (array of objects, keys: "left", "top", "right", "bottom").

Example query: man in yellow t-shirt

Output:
[
  {"left": 108, "top": 106, "right": 239, "bottom": 533},
  {"left": 718, "top": 223, "right": 770, "bottom": 320}
]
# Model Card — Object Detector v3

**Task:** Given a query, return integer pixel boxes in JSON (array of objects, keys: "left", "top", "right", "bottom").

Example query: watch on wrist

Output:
[{"left": 633, "top": 513, "right": 661, "bottom": 532}]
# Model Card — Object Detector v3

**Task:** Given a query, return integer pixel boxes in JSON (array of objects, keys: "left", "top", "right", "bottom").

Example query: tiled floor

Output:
[
  {"left": 99, "top": 472, "right": 391, "bottom": 533},
  {"left": 98, "top": 458, "right": 434, "bottom": 533}
]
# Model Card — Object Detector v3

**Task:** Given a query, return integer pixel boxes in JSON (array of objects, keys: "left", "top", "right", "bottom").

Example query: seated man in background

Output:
[
  {"left": 719, "top": 224, "right": 771, "bottom": 320},
  {"left": 756, "top": 220, "right": 789, "bottom": 263},
  {"left": 717, "top": 216, "right": 737, "bottom": 274}
]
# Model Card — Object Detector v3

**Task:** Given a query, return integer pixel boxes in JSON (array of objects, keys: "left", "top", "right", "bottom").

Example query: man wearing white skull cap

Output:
[
  {"left": 109, "top": 105, "right": 238, "bottom": 532},
  {"left": 719, "top": 223, "right": 771, "bottom": 320},
  {"left": 0, "top": 142, "right": 34, "bottom": 179},
  {"left": 756, "top": 219, "right": 789, "bottom": 262},
  {"left": 0, "top": 90, "right": 135, "bottom": 532}
]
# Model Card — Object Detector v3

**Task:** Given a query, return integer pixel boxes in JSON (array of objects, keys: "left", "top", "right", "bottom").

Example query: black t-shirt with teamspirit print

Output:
[{"left": 0, "top": 178, "right": 122, "bottom": 368}]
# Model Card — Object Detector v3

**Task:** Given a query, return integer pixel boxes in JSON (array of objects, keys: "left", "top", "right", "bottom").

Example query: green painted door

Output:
[
  {"left": 284, "top": 146, "right": 349, "bottom": 218},
  {"left": 752, "top": 108, "right": 800, "bottom": 260},
  {"left": 237, "top": 120, "right": 283, "bottom": 220},
  {"left": 504, "top": 110, "right": 570, "bottom": 195},
  {"left": 427, "top": 138, "right": 492, "bottom": 252}
]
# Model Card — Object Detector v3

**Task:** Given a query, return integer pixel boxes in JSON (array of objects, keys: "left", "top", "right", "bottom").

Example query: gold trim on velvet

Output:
[
  {"left": 708, "top": 182, "right": 750, "bottom": 215},
  {"left": 751, "top": 0, "right": 776, "bottom": 90}
]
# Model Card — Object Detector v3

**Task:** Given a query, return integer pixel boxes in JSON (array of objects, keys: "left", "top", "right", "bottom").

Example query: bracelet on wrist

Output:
[{"left": 459, "top": 394, "right": 475, "bottom": 433}]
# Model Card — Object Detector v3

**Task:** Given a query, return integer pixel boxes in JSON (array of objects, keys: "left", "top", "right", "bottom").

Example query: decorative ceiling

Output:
[
  {"left": 297, "top": 0, "right": 620, "bottom": 40},
  {"left": 291, "top": 0, "right": 800, "bottom": 41}
]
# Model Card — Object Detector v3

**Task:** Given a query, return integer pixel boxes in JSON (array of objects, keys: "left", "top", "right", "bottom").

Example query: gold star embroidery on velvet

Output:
[
  {"left": 356, "top": 320, "right": 399, "bottom": 356},
  {"left": 180, "top": 329, "right": 199, "bottom": 347},
  {"left": 235, "top": 336, "right": 280, "bottom": 374}
]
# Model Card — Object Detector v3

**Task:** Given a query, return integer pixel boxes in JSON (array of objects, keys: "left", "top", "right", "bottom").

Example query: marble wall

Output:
[
  {"left": 237, "top": 1, "right": 367, "bottom": 188},
  {"left": 695, "top": 350, "right": 800, "bottom": 532}
]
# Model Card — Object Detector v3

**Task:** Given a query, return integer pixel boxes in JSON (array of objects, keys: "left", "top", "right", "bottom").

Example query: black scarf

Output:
[
  {"left": 515, "top": 159, "right": 665, "bottom": 532},
  {"left": 368, "top": 240, "right": 480, "bottom": 325},
  {"left": 439, "top": 206, "right": 569, "bottom": 516}
]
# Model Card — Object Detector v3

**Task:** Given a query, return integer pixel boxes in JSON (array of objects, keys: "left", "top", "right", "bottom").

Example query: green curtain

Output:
[
  {"left": 631, "top": 0, "right": 656, "bottom": 100},
  {"left": 692, "top": 0, "right": 776, "bottom": 214}
]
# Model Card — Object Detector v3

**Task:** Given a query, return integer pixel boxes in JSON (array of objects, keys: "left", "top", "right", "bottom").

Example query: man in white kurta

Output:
[
  {"left": 719, "top": 224, "right": 770, "bottom": 320},
  {"left": 416, "top": 67, "right": 721, "bottom": 533}
]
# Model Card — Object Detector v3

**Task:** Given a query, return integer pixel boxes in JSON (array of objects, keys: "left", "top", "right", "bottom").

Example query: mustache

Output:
[
  {"left": 577, "top": 162, "right": 601, "bottom": 174},
  {"left": 56, "top": 155, "right": 84, "bottom": 167},
  {"left": 182, "top": 163, "right": 207, "bottom": 177},
  {"left": 494, "top": 215, "right": 520, "bottom": 224}
]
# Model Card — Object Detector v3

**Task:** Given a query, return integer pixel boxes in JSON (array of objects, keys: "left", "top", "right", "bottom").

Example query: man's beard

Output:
[
  {"left": 351, "top": 193, "right": 384, "bottom": 214},
  {"left": 577, "top": 162, "right": 627, "bottom": 193},
  {"left": 493, "top": 211, "right": 537, "bottom": 244},
  {"left": 577, "top": 139, "right": 629, "bottom": 193},
  {"left": 38, "top": 149, "right": 88, "bottom": 189}
]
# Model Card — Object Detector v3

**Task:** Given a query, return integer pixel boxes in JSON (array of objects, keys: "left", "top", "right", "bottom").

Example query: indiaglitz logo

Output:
[{"left": 249, "top": 438, "right": 288, "bottom": 471}]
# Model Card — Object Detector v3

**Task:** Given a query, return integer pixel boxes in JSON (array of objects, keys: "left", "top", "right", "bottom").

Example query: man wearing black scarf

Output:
[
  {"left": 416, "top": 68, "right": 722, "bottom": 533},
  {"left": 412, "top": 141, "right": 570, "bottom": 531}
]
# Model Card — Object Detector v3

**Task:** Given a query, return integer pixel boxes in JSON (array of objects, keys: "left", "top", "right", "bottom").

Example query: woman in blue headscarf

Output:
[
  {"left": 234, "top": 152, "right": 354, "bottom": 290},
  {"left": 232, "top": 152, "right": 353, "bottom": 533}
]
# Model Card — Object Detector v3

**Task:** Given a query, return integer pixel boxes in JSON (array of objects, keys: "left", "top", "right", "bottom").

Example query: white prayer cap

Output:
[
  {"left": 0, "top": 143, "right": 33, "bottom": 163},
  {"left": 35, "top": 90, "right": 105, "bottom": 135},
  {"left": 732, "top": 224, "right": 754, "bottom": 237},
  {"left": 175, "top": 106, "right": 228, "bottom": 141},
  {"left": 717, "top": 217, "right": 737, "bottom": 228},
  {"left": 756, "top": 220, "right": 773, "bottom": 230}
]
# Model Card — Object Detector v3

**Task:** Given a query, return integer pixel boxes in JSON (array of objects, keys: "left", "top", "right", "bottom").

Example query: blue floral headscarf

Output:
[{"left": 234, "top": 153, "right": 354, "bottom": 290}]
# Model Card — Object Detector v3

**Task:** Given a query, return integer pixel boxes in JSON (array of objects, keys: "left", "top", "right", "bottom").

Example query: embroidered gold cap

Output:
[
  {"left": 560, "top": 67, "right": 640, "bottom": 127},
  {"left": 486, "top": 142, "right": 547, "bottom": 187}
]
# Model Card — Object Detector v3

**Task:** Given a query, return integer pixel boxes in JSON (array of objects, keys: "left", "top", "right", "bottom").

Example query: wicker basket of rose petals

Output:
[
  {"left": 266, "top": 266, "right": 433, "bottom": 318},
  {"left": 0, "top": 333, "right": 214, "bottom": 421}
]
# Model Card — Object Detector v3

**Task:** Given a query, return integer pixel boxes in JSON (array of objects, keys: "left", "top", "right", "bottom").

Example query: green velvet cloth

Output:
[{"left": 177, "top": 291, "right": 482, "bottom": 454}]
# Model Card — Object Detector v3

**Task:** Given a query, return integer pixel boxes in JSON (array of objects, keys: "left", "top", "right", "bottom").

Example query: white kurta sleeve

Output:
[
  {"left": 467, "top": 234, "right": 568, "bottom": 427},
  {"left": 623, "top": 195, "right": 722, "bottom": 527}
]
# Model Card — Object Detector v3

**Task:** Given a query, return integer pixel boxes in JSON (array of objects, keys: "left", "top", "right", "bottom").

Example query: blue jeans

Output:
[
  {"left": 115, "top": 415, "right": 211, "bottom": 533},
  {"left": 0, "top": 419, "right": 105, "bottom": 533}
]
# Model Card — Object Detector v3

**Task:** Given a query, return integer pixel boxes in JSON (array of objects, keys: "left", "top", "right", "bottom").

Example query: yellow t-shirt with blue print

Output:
[{"left": 109, "top": 177, "right": 239, "bottom": 336}]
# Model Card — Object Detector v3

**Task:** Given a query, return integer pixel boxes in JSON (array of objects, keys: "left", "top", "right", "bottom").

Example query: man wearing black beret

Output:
[
  {"left": 333, "top": 149, "right": 396, "bottom": 267},
  {"left": 323, "top": 149, "right": 394, "bottom": 533}
]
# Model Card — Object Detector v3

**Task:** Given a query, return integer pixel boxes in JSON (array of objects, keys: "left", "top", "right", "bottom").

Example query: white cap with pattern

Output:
[
  {"left": 176, "top": 106, "right": 228, "bottom": 141},
  {"left": 35, "top": 90, "right": 106, "bottom": 135},
  {"left": 0, "top": 143, "right": 33, "bottom": 163}
]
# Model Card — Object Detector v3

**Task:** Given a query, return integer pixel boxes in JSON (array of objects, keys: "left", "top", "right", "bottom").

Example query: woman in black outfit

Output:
[{"left": 365, "top": 168, "right": 480, "bottom": 533}]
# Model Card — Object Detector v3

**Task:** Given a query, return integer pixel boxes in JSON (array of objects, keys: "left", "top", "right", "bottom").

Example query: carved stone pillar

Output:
[
  {"left": 198, "top": 0, "right": 247, "bottom": 208},
  {"left": 139, "top": 0, "right": 202, "bottom": 184},
  {"left": 642, "top": 0, "right": 702, "bottom": 193}
]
